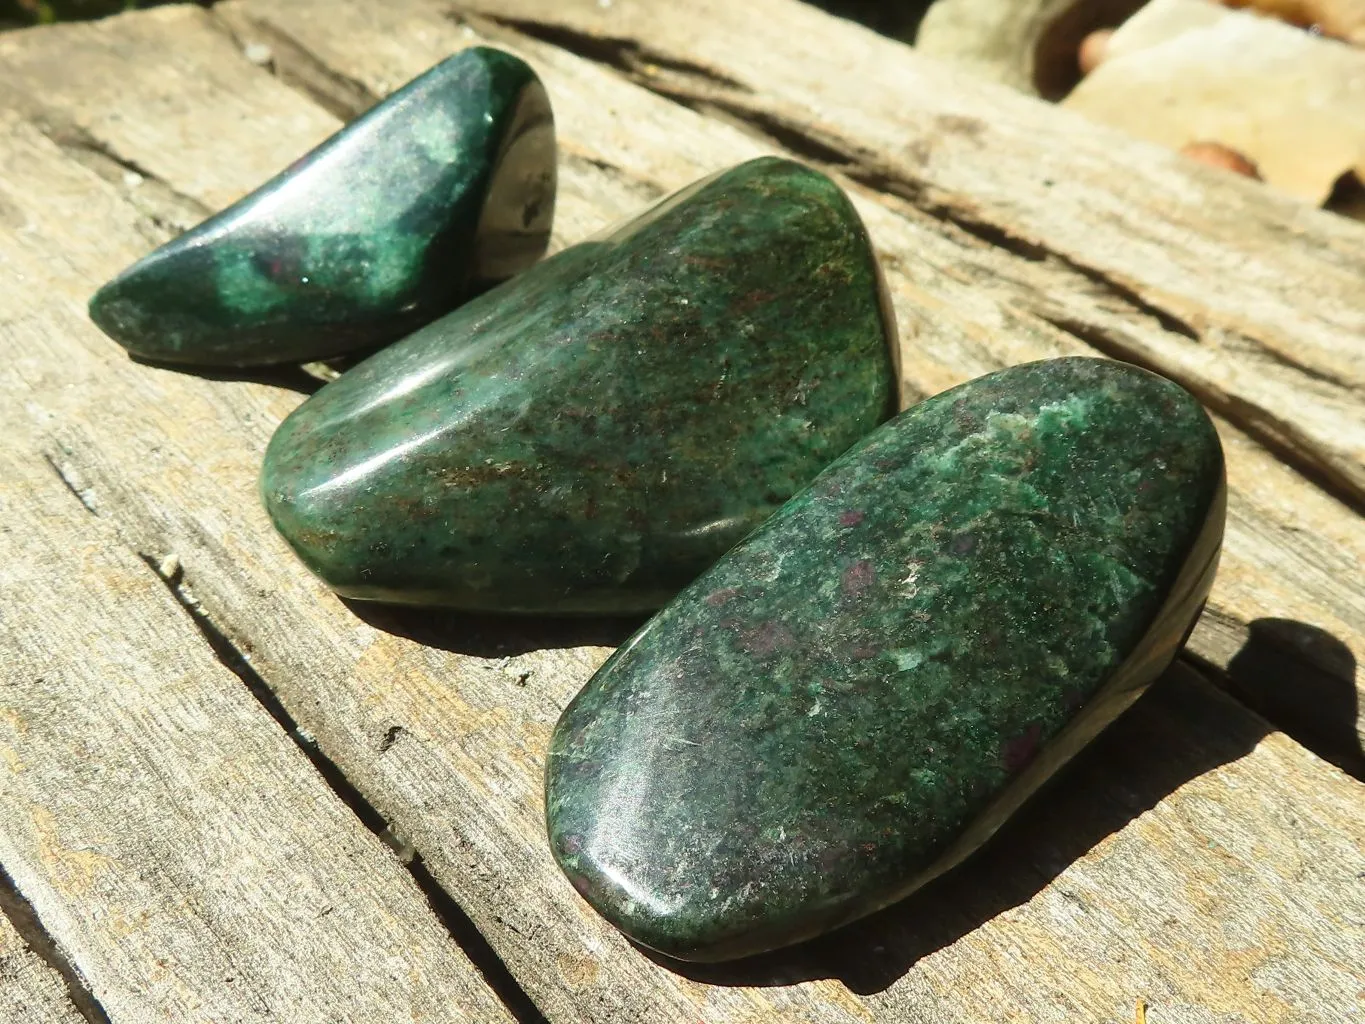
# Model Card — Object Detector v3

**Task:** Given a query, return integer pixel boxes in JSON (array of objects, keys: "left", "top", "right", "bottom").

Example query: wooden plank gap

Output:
[
  {"left": 457, "top": 9, "right": 752, "bottom": 93},
  {"left": 465, "top": 10, "right": 862, "bottom": 170},
  {"left": 461, "top": 0, "right": 1365, "bottom": 516},
  {"left": 477, "top": 8, "right": 1365, "bottom": 519},
  {"left": 0, "top": 865, "right": 110, "bottom": 1024},
  {"left": 1, "top": 6, "right": 1359, "bottom": 1015},
  {"left": 133, "top": 551, "right": 550, "bottom": 1024},
  {"left": 210, "top": 6, "right": 380, "bottom": 122},
  {"left": 17, "top": 105, "right": 211, "bottom": 243}
]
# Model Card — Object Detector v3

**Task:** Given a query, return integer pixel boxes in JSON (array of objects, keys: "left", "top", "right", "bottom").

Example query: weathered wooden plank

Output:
[
  {"left": 13, "top": 0, "right": 1357, "bottom": 771},
  {"left": 210, "top": 0, "right": 1365, "bottom": 769},
  {"left": 0, "top": 5, "right": 1360, "bottom": 1024},
  {"left": 453, "top": 0, "right": 1365, "bottom": 516},
  {"left": 0, "top": 892, "right": 86, "bottom": 1024},
  {"left": 0, "top": 263, "right": 515, "bottom": 1019}
]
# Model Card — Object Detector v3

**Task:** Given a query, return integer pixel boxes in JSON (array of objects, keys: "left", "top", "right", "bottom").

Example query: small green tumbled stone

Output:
[
  {"left": 260, "top": 157, "right": 898, "bottom": 614},
  {"left": 88, "top": 47, "right": 554, "bottom": 366},
  {"left": 545, "top": 357, "right": 1226, "bottom": 962}
]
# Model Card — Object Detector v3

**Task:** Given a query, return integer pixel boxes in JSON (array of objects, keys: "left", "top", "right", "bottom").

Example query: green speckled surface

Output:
[
  {"left": 261, "top": 157, "right": 898, "bottom": 613},
  {"left": 545, "top": 357, "right": 1225, "bottom": 961},
  {"left": 88, "top": 47, "right": 555, "bottom": 366}
]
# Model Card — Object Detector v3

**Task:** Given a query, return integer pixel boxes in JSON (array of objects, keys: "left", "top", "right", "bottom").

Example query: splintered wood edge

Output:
[
  {"left": 0, "top": 889, "right": 86, "bottom": 1024},
  {"left": 0, "top": 347, "right": 516, "bottom": 1016},
  {"left": 0, "top": 3, "right": 1360, "bottom": 1023}
]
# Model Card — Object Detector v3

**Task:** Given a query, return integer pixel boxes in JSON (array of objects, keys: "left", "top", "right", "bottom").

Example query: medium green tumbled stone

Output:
[
  {"left": 260, "top": 156, "right": 898, "bottom": 614},
  {"left": 88, "top": 47, "right": 555, "bottom": 366},
  {"left": 545, "top": 357, "right": 1226, "bottom": 961}
]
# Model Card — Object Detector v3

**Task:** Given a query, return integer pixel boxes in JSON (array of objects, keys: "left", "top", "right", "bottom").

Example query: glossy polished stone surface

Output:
[
  {"left": 545, "top": 357, "right": 1226, "bottom": 961},
  {"left": 261, "top": 156, "right": 899, "bottom": 613},
  {"left": 89, "top": 47, "right": 555, "bottom": 366}
]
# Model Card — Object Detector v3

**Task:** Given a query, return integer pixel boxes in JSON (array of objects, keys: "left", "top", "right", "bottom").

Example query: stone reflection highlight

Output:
[
  {"left": 261, "top": 157, "right": 899, "bottom": 614},
  {"left": 89, "top": 47, "right": 555, "bottom": 366},
  {"left": 546, "top": 358, "right": 1225, "bottom": 961}
]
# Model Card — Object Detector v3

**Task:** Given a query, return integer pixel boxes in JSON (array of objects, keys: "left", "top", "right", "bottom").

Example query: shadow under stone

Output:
[
  {"left": 130, "top": 353, "right": 329, "bottom": 395},
  {"left": 1224, "top": 618, "right": 1362, "bottom": 779},
  {"left": 342, "top": 598, "right": 646, "bottom": 658},
  {"left": 130, "top": 344, "right": 388, "bottom": 395}
]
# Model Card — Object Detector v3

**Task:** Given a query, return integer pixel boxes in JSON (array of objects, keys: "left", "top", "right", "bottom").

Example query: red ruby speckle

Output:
[
  {"left": 840, "top": 510, "right": 865, "bottom": 527},
  {"left": 740, "top": 620, "right": 796, "bottom": 656},
  {"left": 842, "top": 559, "right": 876, "bottom": 598}
]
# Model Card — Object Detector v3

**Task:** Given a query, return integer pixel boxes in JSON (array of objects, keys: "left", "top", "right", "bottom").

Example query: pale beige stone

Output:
[{"left": 1066, "top": 0, "right": 1365, "bottom": 202}]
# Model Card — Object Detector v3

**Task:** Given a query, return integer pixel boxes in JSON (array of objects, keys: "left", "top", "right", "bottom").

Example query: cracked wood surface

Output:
[
  {"left": 0, "top": 122, "right": 518, "bottom": 1018},
  {"left": 437, "top": 0, "right": 1365, "bottom": 774},
  {"left": 0, "top": 2, "right": 1362, "bottom": 1023},
  {"left": 212, "top": 0, "right": 1365, "bottom": 769},
  {"left": 0, "top": 891, "right": 85, "bottom": 1024},
  {"left": 461, "top": 0, "right": 1365, "bottom": 517}
]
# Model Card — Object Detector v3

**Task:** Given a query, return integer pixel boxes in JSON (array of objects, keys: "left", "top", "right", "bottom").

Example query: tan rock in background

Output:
[
  {"left": 1224, "top": 0, "right": 1365, "bottom": 44},
  {"left": 1064, "top": 0, "right": 1365, "bottom": 203}
]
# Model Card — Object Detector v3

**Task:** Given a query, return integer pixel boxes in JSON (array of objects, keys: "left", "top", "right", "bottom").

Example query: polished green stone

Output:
[
  {"left": 260, "top": 156, "right": 898, "bottom": 613},
  {"left": 545, "top": 357, "right": 1226, "bottom": 961},
  {"left": 88, "top": 47, "right": 555, "bottom": 366}
]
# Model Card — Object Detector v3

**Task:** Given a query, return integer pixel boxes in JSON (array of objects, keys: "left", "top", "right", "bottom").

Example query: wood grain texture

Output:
[
  {"left": 0, "top": 897, "right": 86, "bottom": 1024},
  {"left": 453, "top": 0, "right": 1365, "bottom": 518},
  {"left": 211, "top": 0, "right": 1365, "bottom": 766},
  {"left": 0, "top": 169, "right": 515, "bottom": 1020},
  {"left": 0, "top": 3, "right": 1361, "bottom": 1023}
]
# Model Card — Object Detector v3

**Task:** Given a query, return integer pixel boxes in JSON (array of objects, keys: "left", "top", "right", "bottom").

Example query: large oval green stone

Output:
[
  {"left": 545, "top": 357, "right": 1225, "bottom": 961},
  {"left": 261, "top": 157, "right": 898, "bottom": 613},
  {"left": 88, "top": 47, "right": 555, "bottom": 366}
]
